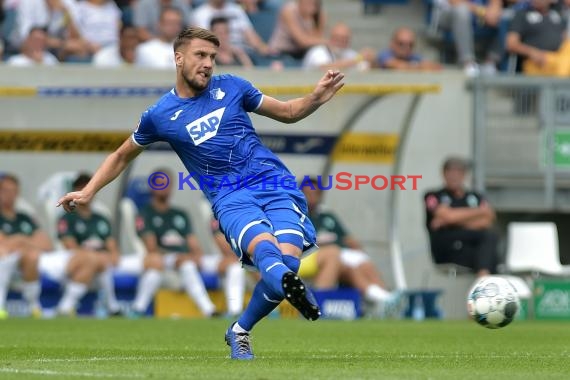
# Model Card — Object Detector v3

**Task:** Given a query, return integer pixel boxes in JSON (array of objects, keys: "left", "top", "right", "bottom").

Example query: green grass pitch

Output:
[{"left": 0, "top": 318, "right": 568, "bottom": 379}]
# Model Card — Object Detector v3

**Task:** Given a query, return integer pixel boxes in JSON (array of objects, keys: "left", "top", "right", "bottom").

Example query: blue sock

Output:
[
  {"left": 237, "top": 280, "right": 282, "bottom": 331},
  {"left": 253, "top": 241, "right": 290, "bottom": 297},
  {"left": 282, "top": 255, "right": 300, "bottom": 273}
]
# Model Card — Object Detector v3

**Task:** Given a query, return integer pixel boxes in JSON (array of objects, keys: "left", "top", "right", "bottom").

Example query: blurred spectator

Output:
[
  {"left": 7, "top": 27, "right": 59, "bottom": 66},
  {"left": 269, "top": 0, "right": 325, "bottom": 60},
  {"left": 192, "top": 0, "right": 272, "bottom": 60},
  {"left": 210, "top": 16, "right": 253, "bottom": 67},
  {"left": 0, "top": 174, "right": 46, "bottom": 318},
  {"left": 209, "top": 218, "right": 248, "bottom": 317},
  {"left": 506, "top": 0, "right": 569, "bottom": 76},
  {"left": 57, "top": 173, "right": 122, "bottom": 316},
  {"left": 11, "top": 0, "right": 84, "bottom": 60},
  {"left": 131, "top": 168, "right": 217, "bottom": 318},
  {"left": 375, "top": 27, "right": 442, "bottom": 71},
  {"left": 237, "top": 0, "right": 283, "bottom": 13},
  {"left": 0, "top": 173, "right": 98, "bottom": 318},
  {"left": 424, "top": 157, "right": 499, "bottom": 277},
  {"left": 433, "top": 0, "right": 503, "bottom": 76},
  {"left": 93, "top": 25, "right": 139, "bottom": 67},
  {"left": 302, "top": 178, "right": 402, "bottom": 318},
  {"left": 133, "top": 0, "right": 192, "bottom": 42},
  {"left": 70, "top": 0, "right": 122, "bottom": 61},
  {"left": 302, "top": 22, "right": 374, "bottom": 71},
  {"left": 135, "top": 6, "right": 182, "bottom": 69}
]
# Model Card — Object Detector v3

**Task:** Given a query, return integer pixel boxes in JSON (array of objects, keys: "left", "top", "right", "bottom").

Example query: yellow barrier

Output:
[{"left": 154, "top": 289, "right": 253, "bottom": 319}]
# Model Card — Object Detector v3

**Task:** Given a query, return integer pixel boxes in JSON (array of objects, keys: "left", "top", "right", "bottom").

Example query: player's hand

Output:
[
  {"left": 312, "top": 70, "right": 345, "bottom": 105},
  {"left": 56, "top": 191, "right": 93, "bottom": 212}
]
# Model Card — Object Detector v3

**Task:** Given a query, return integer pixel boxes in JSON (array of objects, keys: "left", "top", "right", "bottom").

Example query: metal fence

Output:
[{"left": 473, "top": 76, "right": 570, "bottom": 211}]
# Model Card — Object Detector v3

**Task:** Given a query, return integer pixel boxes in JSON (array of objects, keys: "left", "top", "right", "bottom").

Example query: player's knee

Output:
[{"left": 245, "top": 232, "right": 277, "bottom": 259}]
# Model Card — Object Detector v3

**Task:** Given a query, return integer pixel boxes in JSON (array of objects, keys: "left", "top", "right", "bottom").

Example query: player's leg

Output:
[
  {"left": 131, "top": 253, "right": 163, "bottom": 315},
  {"left": 95, "top": 254, "right": 121, "bottom": 315},
  {"left": 0, "top": 253, "right": 20, "bottom": 318},
  {"left": 175, "top": 254, "right": 217, "bottom": 317},
  {"left": 217, "top": 194, "right": 306, "bottom": 360},
  {"left": 19, "top": 247, "right": 42, "bottom": 316},
  {"left": 264, "top": 194, "right": 321, "bottom": 320},
  {"left": 57, "top": 250, "right": 98, "bottom": 315}
]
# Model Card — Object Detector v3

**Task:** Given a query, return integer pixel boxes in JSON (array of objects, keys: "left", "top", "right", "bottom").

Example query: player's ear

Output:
[{"left": 175, "top": 51, "right": 184, "bottom": 67}]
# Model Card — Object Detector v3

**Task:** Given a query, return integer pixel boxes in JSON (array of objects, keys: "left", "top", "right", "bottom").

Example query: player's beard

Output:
[{"left": 182, "top": 64, "right": 210, "bottom": 93}]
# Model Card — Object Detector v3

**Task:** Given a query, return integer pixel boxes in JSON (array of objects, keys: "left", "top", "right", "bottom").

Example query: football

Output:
[{"left": 467, "top": 276, "right": 520, "bottom": 329}]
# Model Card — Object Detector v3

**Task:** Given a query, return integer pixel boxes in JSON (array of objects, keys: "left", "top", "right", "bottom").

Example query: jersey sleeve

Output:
[
  {"left": 424, "top": 192, "right": 440, "bottom": 215},
  {"left": 234, "top": 76, "right": 263, "bottom": 112},
  {"left": 132, "top": 106, "right": 159, "bottom": 147},
  {"left": 57, "top": 215, "right": 74, "bottom": 239},
  {"left": 508, "top": 10, "right": 526, "bottom": 37},
  {"left": 136, "top": 209, "right": 154, "bottom": 237}
]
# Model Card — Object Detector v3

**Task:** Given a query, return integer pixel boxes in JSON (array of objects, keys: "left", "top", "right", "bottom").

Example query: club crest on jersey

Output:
[
  {"left": 186, "top": 107, "right": 225, "bottom": 145},
  {"left": 210, "top": 88, "right": 225, "bottom": 100}
]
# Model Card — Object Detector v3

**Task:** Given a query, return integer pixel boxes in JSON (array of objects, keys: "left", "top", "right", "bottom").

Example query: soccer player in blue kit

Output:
[{"left": 57, "top": 27, "right": 345, "bottom": 360}]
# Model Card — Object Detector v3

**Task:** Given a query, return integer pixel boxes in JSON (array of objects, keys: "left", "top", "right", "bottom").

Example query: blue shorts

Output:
[{"left": 212, "top": 185, "right": 318, "bottom": 270}]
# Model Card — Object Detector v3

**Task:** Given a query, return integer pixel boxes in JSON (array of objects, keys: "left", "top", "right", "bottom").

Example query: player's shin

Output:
[
  {"left": 282, "top": 255, "right": 300, "bottom": 273},
  {"left": 252, "top": 241, "right": 290, "bottom": 297},
  {"left": 236, "top": 280, "right": 282, "bottom": 331}
]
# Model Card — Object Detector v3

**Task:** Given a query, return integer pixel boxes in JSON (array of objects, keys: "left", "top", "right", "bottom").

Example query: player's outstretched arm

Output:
[
  {"left": 56, "top": 138, "right": 144, "bottom": 212},
  {"left": 255, "top": 69, "right": 345, "bottom": 124}
]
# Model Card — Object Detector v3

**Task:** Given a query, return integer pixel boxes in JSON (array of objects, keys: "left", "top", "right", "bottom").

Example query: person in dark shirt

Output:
[
  {"left": 0, "top": 174, "right": 48, "bottom": 318},
  {"left": 58, "top": 173, "right": 122, "bottom": 316},
  {"left": 424, "top": 157, "right": 499, "bottom": 277},
  {"left": 131, "top": 168, "right": 216, "bottom": 317},
  {"left": 0, "top": 173, "right": 98, "bottom": 318},
  {"left": 506, "top": 0, "right": 569, "bottom": 75}
]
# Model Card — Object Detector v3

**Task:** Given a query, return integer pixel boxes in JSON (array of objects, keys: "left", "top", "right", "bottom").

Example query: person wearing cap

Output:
[{"left": 424, "top": 157, "right": 499, "bottom": 277}]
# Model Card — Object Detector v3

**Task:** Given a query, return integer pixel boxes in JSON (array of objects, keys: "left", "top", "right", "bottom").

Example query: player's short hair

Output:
[
  {"left": 0, "top": 173, "right": 19, "bottom": 187},
  {"left": 173, "top": 27, "right": 220, "bottom": 52},
  {"left": 72, "top": 173, "right": 92, "bottom": 191}
]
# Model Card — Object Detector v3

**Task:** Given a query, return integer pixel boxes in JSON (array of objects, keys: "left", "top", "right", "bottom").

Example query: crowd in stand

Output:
[{"left": 1, "top": 0, "right": 570, "bottom": 76}]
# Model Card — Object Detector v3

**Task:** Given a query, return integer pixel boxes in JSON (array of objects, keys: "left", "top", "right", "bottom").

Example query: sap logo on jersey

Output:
[{"left": 186, "top": 107, "right": 225, "bottom": 145}]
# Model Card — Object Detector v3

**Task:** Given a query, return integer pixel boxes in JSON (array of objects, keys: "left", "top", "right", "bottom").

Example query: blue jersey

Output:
[{"left": 132, "top": 74, "right": 294, "bottom": 205}]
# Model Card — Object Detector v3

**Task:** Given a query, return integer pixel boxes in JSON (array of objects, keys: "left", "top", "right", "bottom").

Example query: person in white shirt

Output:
[
  {"left": 135, "top": 7, "right": 183, "bottom": 69},
  {"left": 93, "top": 25, "right": 140, "bottom": 68},
  {"left": 133, "top": 0, "right": 192, "bottom": 42},
  {"left": 71, "top": 0, "right": 122, "bottom": 59},
  {"left": 7, "top": 27, "right": 59, "bottom": 66},
  {"left": 302, "top": 22, "right": 375, "bottom": 72},
  {"left": 11, "top": 0, "right": 84, "bottom": 60},
  {"left": 191, "top": 0, "right": 271, "bottom": 58}
]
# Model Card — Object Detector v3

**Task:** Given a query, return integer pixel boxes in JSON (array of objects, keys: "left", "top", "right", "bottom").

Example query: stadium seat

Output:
[
  {"left": 505, "top": 222, "right": 570, "bottom": 277},
  {"left": 118, "top": 197, "right": 146, "bottom": 256}
]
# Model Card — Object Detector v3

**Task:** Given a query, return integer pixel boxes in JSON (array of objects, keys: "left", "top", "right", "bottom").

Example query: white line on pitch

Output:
[{"left": 0, "top": 368, "right": 144, "bottom": 378}]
